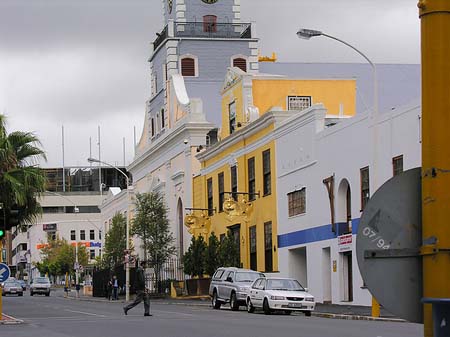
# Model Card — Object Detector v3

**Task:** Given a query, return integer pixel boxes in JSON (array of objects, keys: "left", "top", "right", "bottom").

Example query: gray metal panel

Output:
[
  {"left": 260, "top": 63, "right": 421, "bottom": 115},
  {"left": 356, "top": 167, "right": 422, "bottom": 323}
]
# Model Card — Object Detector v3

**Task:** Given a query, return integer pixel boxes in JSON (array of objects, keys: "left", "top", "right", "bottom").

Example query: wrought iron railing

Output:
[
  {"left": 152, "top": 22, "right": 253, "bottom": 50},
  {"left": 174, "top": 22, "right": 252, "bottom": 39},
  {"left": 153, "top": 25, "right": 169, "bottom": 50}
]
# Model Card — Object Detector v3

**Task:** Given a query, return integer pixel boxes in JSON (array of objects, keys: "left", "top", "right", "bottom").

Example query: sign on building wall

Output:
[
  {"left": 43, "top": 223, "right": 57, "bottom": 231},
  {"left": 338, "top": 234, "right": 353, "bottom": 252}
]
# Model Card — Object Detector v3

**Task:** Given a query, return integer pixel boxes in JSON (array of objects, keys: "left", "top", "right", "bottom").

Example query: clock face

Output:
[
  {"left": 201, "top": 0, "right": 218, "bottom": 3},
  {"left": 167, "top": 0, "right": 173, "bottom": 13}
]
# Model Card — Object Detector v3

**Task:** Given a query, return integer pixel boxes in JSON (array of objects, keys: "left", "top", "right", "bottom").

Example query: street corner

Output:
[{"left": 0, "top": 314, "right": 24, "bottom": 325}]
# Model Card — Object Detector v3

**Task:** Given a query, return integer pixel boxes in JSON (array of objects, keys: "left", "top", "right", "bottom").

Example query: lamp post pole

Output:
[
  {"left": 88, "top": 157, "right": 130, "bottom": 302},
  {"left": 297, "top": 28, "right": 380, "bottom": 317}
]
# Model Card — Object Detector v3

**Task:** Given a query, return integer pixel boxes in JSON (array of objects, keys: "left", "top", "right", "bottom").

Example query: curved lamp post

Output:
[
  {"left": 297, "top": 28, "right": 378, "bottom": 117},
  {"left": 297, "top": 28, "right": 381, "bottom": 317},
  {"left": 87, "top": 157, "right": 131, "bottom": 302}
]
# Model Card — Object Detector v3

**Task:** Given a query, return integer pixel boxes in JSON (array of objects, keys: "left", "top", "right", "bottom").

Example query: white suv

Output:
[
  {"left": 30, "top": 277, "right": 51, "bottom": 296},
  {"left": 209, "top": 267, "right": 264, "bottom": 311}
]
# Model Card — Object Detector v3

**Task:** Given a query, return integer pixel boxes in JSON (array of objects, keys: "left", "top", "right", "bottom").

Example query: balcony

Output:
[{"left": 152, "top": 22, "right": 252, "bottom": 51}]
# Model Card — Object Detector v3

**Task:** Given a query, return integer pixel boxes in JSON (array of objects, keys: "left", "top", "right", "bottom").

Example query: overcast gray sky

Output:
[{"left": 0, "top": 0, "right": 420, "bottom": 168}]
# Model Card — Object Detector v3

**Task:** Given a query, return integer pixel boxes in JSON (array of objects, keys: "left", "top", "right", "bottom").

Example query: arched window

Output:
[
  {"left": 177, "top": 198, "right": 184, "bottom": 257},
  {"left": 181, "top": 57, "right": 196, "bottom": 77},
  {"left": 233, "top": 57, "right": 247, "bottom": 72},
  {"left": 203, "top": 15, "right": 217, "bottom": 33}
]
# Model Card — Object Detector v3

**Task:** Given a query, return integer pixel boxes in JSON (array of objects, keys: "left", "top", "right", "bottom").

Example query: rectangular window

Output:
[
  {"left": 229, "top": 101, "right": 236, "bottom": 135},
  {"left": 249, "top": 226, "right": 257, "bottom": 271},
  {"left": 287, "top": 96, "right": 312, "bottom": 111},
  {"left": 151, "top": 118, "right": 155, "bottom": 137},
  {"left": 393, "top": 155, "right": 403, "bottom": 177},
  {"left": 90, "top": 249, "right": 95, "bottom": 260},
  {"left": 231, "top": 165, "right": 238, "bottom": 201},
  {"left": 207, "top": 178, "right": 213, "bottom": 216},
  {"left": 264, "top": 221, "right": 273, "bottom": 272},
  {"left": 218, "top": 172, "right": 224, "bottom": 212},
  {"left": 80, "top": 230, "right": 86, "bottom": 241},
  {"left": 360, "top": 166, "right": 370, "bottom": 211},
  {"left": 90, "top": 230, "right": 95, "bottom": 240},
  {"left": 288, "top": 188, "right": 306, "bottom": 217},
  {"left": 70, "top": 230, "right": 76, "bottom": 241},
  {"left": 161, "top": 109, "right": 165, "bottom": 129},
  {"left": 248, "top": 157, "right": 256, "bottom": 201},
  {"left": 262, "top": 149, "right": 271, "bottom": 196}
]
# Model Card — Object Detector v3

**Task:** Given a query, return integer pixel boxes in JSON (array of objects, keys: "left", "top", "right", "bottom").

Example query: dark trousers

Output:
[
  {"left": 113, "top": 287, "right": 118, "bottom": 300},
  {"left": 124, "top": 290, "right": 150, "bottom": 315}
]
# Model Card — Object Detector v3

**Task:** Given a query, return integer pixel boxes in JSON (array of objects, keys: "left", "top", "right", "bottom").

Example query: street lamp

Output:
[
  {"left": 296, "top": 28, "right": 378, "bottom": 117},
  {"left": 297, "top": 28, "right": 381, "bottom": 317},
  {"left": 87, "top": 157, "right": 131, "bottom": 302}
]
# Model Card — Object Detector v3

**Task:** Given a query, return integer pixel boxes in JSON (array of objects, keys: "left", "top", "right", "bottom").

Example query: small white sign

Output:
[{"left": 338, "top": 234, "right": 353, "bottom": 252}]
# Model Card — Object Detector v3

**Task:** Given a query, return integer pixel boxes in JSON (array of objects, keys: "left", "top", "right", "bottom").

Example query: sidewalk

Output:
[
  {"left": 0, "top": 314, "right": 23, "bottom": 325},
  {"left": 61, "top": 291, "right": 405, "bottom": 322}
]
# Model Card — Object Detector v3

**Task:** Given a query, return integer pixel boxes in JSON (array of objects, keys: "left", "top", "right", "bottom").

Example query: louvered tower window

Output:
[
  {"left": 233, "top": 58, "right": 247, "bottom": 72},
  {"left": 181, "top": 58, "right": 196, "bottom": 77}
]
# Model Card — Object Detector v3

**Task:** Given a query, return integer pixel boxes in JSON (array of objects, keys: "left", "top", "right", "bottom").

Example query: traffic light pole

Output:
[
  {"left": 419, "top": 1, "right": 450, "bottom": 336},
  {"left": 0, "top": 240, "right": 3, "bottom": 321}
]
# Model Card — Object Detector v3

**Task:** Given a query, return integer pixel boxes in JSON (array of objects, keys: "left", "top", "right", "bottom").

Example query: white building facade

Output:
[{"left": 275, "top": 102, "right": 421, "bottom": 306}]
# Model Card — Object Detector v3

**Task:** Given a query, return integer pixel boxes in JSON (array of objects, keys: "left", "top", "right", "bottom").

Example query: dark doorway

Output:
[{"left": 264, "top": 221, "right": 273, "bottom": 272}]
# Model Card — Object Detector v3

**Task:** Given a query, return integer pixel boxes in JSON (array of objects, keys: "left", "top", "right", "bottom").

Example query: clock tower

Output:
[{"left": 129, "top": 0, "right": 259, "bottom": 257}]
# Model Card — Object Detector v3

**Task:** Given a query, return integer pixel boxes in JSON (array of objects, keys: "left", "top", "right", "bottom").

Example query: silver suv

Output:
[
  {"left": 30, "top": 277, "right": 51, "bottom": 296},
  {"left": 209, "top": 267, "right": 264, "bottom": 311}
]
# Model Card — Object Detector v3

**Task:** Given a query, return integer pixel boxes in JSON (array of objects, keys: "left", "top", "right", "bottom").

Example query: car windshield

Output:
[
  {"left": 235, "top": 272, "right": 264, "bottom": 282},
  {"left": 266, "top": 279, "right": 305, "bottom": 291},
  {"left": 5, "top": 281, "right": 19, "bottom": 286},
  {"left": 35, "top": 278, "right": 50, "bottom": 284}
]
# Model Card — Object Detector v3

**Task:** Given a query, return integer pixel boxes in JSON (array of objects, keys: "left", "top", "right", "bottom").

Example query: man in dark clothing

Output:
[{"left": 123, "top": 261, "right": 151, "bottom": 316}]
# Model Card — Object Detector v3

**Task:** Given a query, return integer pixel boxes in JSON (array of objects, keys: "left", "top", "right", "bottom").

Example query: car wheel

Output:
[
  {"left": 230, "top": 292, "right": 239, "bottom": 311},
  {"left": 19, "top": 293, "right": 23, "bottom": 297},
  {"left": 284, "top": 310, "right": 292, "bottom": 315},
  {"left": 263, "top": 298, "right": 272, "bottom": 315},
  {"left": 247, "top": 298, "right": 255, "bottom": 313},
  {"left": 304, "top": 311, "right": 312, "bottom": 317},
  {"left": 45, "top": 292, "right": 50, "bottom": 297},
  {"left": 30, "top": 291, "right": 34, "bottom": 296},
  {"left": 212, "top": 291, "right": 221, "bottom": 309}
]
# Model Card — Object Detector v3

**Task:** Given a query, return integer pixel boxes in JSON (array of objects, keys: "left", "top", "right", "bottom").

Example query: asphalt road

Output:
[{"left": 1, "top": 290, "right": 423, "bottom": 337}]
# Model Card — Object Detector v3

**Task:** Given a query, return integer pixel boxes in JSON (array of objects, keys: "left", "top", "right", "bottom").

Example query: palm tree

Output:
[{"left": 0, "top": 114, "right": 47, "bottom": 229}]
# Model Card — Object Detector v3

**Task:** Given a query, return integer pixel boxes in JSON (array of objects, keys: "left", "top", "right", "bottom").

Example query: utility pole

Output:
[{"left": 418, "top": 0, "right": 450, "bottom": 336}]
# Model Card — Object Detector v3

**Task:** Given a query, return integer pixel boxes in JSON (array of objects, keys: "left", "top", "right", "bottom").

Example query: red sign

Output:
[{"left": 338, "top": 234, "right": 353, "bottom": 252}]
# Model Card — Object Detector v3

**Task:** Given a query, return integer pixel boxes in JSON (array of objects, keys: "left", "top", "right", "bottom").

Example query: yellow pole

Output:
[{"left": 418, "top": 1, "right": 450, "bottom": 336}]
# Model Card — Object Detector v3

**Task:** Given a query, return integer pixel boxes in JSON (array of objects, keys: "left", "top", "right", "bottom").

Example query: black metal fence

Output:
[
  {"left": 93, "top": 258, "right": 185, "bottom": 297},
  {"left": 174, "top": 22, "right": 252, "bottom": 39}
]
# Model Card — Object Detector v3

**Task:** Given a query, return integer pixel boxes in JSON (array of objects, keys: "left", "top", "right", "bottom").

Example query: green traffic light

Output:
[{"left": 0, "top": 229, "right": 4, "bottom": 238}]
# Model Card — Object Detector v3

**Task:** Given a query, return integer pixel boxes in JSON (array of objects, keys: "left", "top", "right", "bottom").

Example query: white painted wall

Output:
[{"left": 275, "top": 102, "right": 422, "bottom": 306}]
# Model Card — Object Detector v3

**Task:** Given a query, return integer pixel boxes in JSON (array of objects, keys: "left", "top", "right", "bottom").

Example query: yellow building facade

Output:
[{"left": 188, "top": 67, "right": 356, "bottom": 273}]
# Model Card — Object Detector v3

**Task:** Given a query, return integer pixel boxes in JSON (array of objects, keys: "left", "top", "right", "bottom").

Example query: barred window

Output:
[
  {"left": 288, "top": 188, "right": 306, "bottom": 217},
  {"left": 288, "top": 96, "right": 312, "bottom": 111},
  {"left": 393, "top": 155, "right": 403, "bottom": 177},
  {"left": 360, "top": 167, "right": 370, "bottom": 210}
]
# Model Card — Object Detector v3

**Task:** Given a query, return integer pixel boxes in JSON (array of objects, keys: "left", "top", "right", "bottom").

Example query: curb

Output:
[
  {"left": 0, "top": 314, "right": 24, "bottom": 325},
  {"left": 312, "top": 312, "right": 406, "bottom": 322}
]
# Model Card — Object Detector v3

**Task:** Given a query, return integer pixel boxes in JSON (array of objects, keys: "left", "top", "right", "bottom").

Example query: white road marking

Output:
[
  {"left": 65, "top": 309, "right": 106, "bottom": 317},
  {"left": 153, "top": 309, "right": 194, "bottom": 317}
]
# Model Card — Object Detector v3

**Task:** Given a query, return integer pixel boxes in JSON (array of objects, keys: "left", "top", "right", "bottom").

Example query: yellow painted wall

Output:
[
  {"left": 194, "top": 136, "right": 278, "bottom": 273},
  {"left": 221, "top": 79, "right": 244, "bottom": 139},
  {"left": 252, "top": 78, "right": 356, "bottom": 117}
]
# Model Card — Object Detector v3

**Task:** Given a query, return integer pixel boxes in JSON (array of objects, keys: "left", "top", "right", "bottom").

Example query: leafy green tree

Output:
[
  {"left": 183, "top": 235, "right": 207, "bottom": 277},
  {"left": 205, "top": 232, "right": 220, "bottom": 276},
  {"left": 36, "top": 237, "right": 88, "bottom": 278},
  {"left": 218, "top": 231, "right": 240, "bottom": 268},
  {"left": 131, "top": 192, "right": 176, "bottom": 283},
  {"left": 101, "top": 212, "right": 127, "bottom": 270},
  {"left": 0, "top": 115, "right": 47, "bottom": 230}
]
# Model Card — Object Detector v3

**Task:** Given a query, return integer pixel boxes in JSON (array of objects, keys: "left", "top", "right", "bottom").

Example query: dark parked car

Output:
[{"left": 2, "top": 280, "right": 24, "bottom": 296}]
